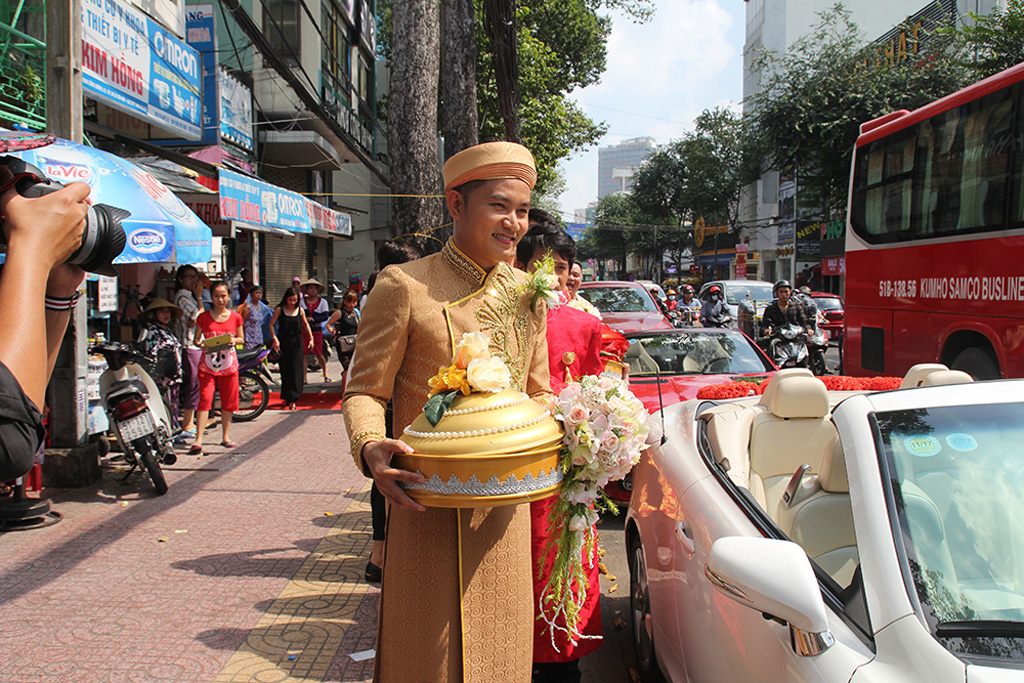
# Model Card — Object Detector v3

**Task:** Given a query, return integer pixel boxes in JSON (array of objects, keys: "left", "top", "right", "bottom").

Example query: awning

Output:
[{"left": 217, "top": 168, "right": 352, "bottom": 238}]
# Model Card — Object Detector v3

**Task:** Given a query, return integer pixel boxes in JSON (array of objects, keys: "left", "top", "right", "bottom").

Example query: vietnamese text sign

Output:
[
  {"left": 218, "top": 169, "right": 311, "bottom": 233},
  {"left": 98, "top": 275, "right": 119, "bottom": 312},
  {"left": 82, "top": 0, "right": 201, "bottom": 139}
]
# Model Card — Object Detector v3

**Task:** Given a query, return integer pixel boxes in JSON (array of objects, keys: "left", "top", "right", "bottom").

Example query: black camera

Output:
[{"left": 0, "top": 155, "right": 128, "bottom": 277}]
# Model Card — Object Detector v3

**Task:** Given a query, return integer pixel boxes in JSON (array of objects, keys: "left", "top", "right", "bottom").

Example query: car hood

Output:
[
  {"left": 601, "top": 311, "right": 674, "bottom": 334},
  {"left": 629, "top": 373, "right": 772, "bottom": 412},
  {"left": 967, "top": 664, "right": 1024, "bottom": 682}
]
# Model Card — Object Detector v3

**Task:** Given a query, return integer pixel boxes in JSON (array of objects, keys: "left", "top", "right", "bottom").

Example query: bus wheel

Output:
[{"left": 951, "top": 347, "right": 1000, "bottom": 381}]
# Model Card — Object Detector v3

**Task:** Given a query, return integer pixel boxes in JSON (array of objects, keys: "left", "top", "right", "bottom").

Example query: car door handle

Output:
[{"left": 675, "top": 520, "right": 695, "bottom": 557}]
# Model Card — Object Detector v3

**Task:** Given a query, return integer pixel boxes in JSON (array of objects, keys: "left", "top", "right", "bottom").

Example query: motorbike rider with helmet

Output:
[
  {"left": 761, "top": 280, "right": 813, "bottom": 337},
  {"left": 794, "top": 285, "right": 818, "bottom": 320},
  {"left": 700, "top": 284, "right": 730, "bottom": 327},
  {"left": 665, "top": 288, "right": 678, "bottom": 313}
]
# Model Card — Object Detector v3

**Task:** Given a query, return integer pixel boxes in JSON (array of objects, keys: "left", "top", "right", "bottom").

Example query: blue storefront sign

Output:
[
  {"left": 218, "top": 169, "right": 311, "bottom": 233},
  {"left": 218, "top": 169, "right": 352, "bottom": 237},
  {"left": 81, "top": 0, "right": 202, "bottom": 140},
  {"left": 185, "top": 4, "right": 218, "bottom": 145}
]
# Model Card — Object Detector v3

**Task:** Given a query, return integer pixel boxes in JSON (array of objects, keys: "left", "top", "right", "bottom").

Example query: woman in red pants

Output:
[{"left": 190, "top": 281, "right": 244, "bottom": 454}]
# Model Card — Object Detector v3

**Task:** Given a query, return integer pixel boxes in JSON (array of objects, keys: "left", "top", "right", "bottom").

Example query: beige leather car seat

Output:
[
  {"left": 900, "top": 363, "right": 950, "bottom": 389},
  {"left": 748, "top": 369, "right": 836, "bottom": 512},
  {"left": 777, "top": 435, "right": 858, "bottom": 586},
  {"left": 624, "top": 341, "right": 660, "bottom": 375},
  {"left": 919, "top": 370, "right": 974, "bottom": 386}
]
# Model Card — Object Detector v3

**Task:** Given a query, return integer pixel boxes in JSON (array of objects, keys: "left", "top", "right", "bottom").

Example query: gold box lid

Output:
[{"left": 401, "top": 389, "right": 563, "bottom": 457}]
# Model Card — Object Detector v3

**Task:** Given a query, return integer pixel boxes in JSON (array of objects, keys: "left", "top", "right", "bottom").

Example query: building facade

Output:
[
  {"left": 739, "top": 0, "right": 1004, "bottom": 291},
  {"left": 597, "top": 136, "right": 656, "bottom": 198}
]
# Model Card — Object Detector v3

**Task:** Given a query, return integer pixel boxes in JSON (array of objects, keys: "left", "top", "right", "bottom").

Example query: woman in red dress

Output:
[
  {"left": 517, "top": 212, "right": 605, "bottom": 683},
  {"left": 190, "top": 281, "right": 244, "bottom": 453}
]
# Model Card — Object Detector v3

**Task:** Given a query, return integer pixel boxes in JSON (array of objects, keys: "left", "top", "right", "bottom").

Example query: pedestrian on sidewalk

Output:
[
  {"left": 270, "top": 286, "right": 314, "bottom": 410},
  {"left": 238, "top": 285, "right": 270, "bottom": 350},
  {"left": 191, "top": 281, "right": 244, "bottom": 453},
  {"left": 300, "top": 279, "right": 331, "bottom": 383},
  {"left": 326, "top": 290, "right": 359, "bottom": 377},
  {"left": 173, "top": 264, "right": 205, "bottom": 442},
  {"left": 343, "top": 141, "right": 551, "bottom": 683}
]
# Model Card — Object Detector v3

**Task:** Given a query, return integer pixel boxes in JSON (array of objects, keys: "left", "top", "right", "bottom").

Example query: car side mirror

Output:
[{"left": 704, "top": 537, "right": 834, "bottom": 656}]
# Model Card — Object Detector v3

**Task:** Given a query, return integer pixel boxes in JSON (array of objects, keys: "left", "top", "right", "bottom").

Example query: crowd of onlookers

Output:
[{"left": 135, "top": 265, "right": 364, "bottom": 452}]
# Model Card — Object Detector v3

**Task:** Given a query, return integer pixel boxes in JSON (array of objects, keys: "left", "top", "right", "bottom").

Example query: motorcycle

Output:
[
  {"left": 806, "top": 311, "right": 830, "bottom": 376},
  {"left": 703, "top": 310, "right": 733, "bottom": 328},
  {"left": 672, "top": 305, "right": 701, "bottom": 328},
  {"left": 226, "top": 345, "right": 272, "bottom": 422},
  {"left": 761, "top": 323, "right": 810, "bottom": 369},
  {"left": 90, "top": 342, "right": 176, "bottom": 495}
]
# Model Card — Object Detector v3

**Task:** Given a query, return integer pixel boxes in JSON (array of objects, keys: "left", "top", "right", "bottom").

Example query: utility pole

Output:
[{"left": 45, "top": 0, "right": 96, "bottom": 483}]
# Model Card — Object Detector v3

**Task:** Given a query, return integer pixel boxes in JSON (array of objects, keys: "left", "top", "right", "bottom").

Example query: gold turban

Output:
[{"left": 442, "top": 141, "right": 537, "bottom": 193}]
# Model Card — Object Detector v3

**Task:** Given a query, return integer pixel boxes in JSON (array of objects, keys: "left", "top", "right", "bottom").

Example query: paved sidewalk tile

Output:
[{"left": 0, "top": 410, "right": 379, "bottom": 683}]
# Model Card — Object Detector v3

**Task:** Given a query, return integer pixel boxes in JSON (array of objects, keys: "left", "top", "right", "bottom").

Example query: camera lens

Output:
[{"left": 67, "top": 204, "right": 128, "bottom": 277}]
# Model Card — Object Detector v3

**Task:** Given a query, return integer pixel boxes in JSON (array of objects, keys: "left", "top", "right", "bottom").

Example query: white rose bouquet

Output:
[
  {"left": 539, "top": 374, "right": 650, "bottom": 647},
  {"left": 424, "top": 332, "right": 511, "bottom": 425}
]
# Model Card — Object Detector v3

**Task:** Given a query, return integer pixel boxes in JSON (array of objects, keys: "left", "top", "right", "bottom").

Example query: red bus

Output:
[{"left": 845, "top": 62, "right": 1024, "bottom": 380}]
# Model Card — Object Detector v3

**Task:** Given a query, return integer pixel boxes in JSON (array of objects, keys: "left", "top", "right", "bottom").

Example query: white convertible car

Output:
[{"left": 626, "top": 365, "right": 1024, "bottom": 682}]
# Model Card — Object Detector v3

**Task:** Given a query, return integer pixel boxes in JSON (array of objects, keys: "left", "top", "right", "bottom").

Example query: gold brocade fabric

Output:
[{"left": 342, "top": 239, "right": 551, "bottom": 683}]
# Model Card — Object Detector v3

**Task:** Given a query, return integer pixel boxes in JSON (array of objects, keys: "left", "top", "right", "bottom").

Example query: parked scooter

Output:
[
  {"left": 91, "top": 342, "right": 176, "bottom": 494},
  {"left": 232, "top": 345, "right": 272, "bottom": 422},
  {"left": 760, "top": 324, "right": 810, "bottom": 369}
]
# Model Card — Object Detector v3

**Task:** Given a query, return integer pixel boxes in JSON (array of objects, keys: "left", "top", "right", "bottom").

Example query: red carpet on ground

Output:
[{"left": 268, "top": 391, "right": 344, "bottom": 410}]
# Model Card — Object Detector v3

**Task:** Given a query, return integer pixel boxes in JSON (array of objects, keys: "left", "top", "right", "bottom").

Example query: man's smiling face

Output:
[{"left": 448, "top": 178, "right": 531, "bottom": 271}]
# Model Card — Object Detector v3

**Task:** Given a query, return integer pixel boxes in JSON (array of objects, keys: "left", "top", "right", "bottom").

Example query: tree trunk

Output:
[
  {"left": 483, "top": 0, "right": 520, "bottom": 143},
  {"left": 389, "top": 0, "right": 443, "bottom": 237},
  {"left": 441, "top": 0, "right": 478, "bottom": 160}
]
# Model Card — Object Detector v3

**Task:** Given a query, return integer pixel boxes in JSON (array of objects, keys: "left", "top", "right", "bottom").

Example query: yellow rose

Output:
[
  {"left": 466, "top": 357, "right": 511, "bottom": 393},
  {"left": 428, "top": 364, "right": 468, "bottom": 396},
  {"left": 454, "top": 331, "right": 491, "bottom": 369}
]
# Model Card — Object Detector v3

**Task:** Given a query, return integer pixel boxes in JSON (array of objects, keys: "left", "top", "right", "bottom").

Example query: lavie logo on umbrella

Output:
[{"left": 41, "top": 163, "right": 92, "bottom": 183}]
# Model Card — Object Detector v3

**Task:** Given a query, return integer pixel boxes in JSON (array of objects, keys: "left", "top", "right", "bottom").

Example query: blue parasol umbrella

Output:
[{"left": 5, "top": 136, "right": 213, "bottom": 265}]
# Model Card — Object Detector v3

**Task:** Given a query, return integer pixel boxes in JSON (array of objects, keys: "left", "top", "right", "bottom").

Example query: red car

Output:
[
  {"left": 604, "top": 328, "right": 777, "bottom": 504},
  {"left": 577, "top": 281, "right": 674, "bottom": 334},
  {"left": 809, "top": 291, "right": 844, "bottom": 341}
]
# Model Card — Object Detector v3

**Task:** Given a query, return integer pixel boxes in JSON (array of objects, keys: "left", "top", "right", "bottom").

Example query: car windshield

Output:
[
  {"left": 580, "top": 286, "right": 658, "bottom": 313},
  {"left": 725, "top": 283, "right": 774, "bottom": 305},
  {"left": 875, "top": 403, "right": 1024, "bottom": 661},
  {"left": 813, "top": 296, "right": 843, "bottom": 312},
  {"left": 624, "top": 331, "right": 771, "bottom": 376}
]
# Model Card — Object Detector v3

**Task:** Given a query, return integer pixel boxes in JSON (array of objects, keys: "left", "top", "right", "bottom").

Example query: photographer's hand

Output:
[{"left": 0, "top": 182, "right": 90, "bottom": 410}]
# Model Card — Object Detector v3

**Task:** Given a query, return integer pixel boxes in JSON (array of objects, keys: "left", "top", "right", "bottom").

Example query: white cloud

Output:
[{"left": 557, "top": 0, "right": 746, "bottom": 218}]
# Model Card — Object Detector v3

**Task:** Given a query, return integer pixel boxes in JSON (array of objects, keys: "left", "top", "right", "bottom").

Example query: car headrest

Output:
[
  {"left": 758, "top": 370, "right": 828, "bottom": 418},
  {"left": 899, "top": 363, "right": 949, "bottom": 389},
  {"left": 818, "top": 436, "right": 848, "bottom": 493},
  {"left": 899, "top": 481, "right": 945, "bottom": 552},
  {"left": 919, "top": 370, "right": 974, "bottom": 387}
]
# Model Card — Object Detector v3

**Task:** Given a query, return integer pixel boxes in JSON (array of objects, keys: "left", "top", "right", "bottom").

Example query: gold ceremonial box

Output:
[{"left": 394, "top": 389, "right": 564, "bottom": 508}]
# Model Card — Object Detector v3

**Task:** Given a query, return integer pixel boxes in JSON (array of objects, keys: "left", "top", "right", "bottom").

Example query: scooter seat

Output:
[{"left": 236, "top": 345, "right": 266, "bottom": 364}]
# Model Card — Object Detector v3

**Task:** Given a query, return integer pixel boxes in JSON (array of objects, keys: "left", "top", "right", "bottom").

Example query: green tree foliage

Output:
[
  {"left": 948, "top": 0, "right": 1024, "bottom": 79},
  {"left": 748, "top": 5, "right": 969, "bottom": 219},
  {"left": 476, "top": 0, "right": 612, "bottom": 194},
  {"left": 633, "top": 107, "right": 755, "bottom": 227},
  {"left": 577, "top": 192, "right": 665, "bottom": 277},
  {"left": 378, "top": 0, "right": 654, "bottom": 197}
]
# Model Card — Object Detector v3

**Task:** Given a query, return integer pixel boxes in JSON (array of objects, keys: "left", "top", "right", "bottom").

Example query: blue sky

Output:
[{"left": 556, "top": 0, "right": 747, "bottom": 220}]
